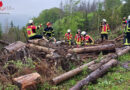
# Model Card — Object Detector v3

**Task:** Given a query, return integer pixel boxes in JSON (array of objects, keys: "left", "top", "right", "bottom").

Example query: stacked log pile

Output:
[{"left": 0, "top": 36, "right": 129, "bottom": 90}]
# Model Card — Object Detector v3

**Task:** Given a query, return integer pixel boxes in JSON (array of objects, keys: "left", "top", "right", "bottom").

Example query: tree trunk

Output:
[
  {"left": 68, "top": 44, "right": 115, "bottom": 53},
  {"left": 13, "top": 72, "right": 41, "bottom": 90},
  {"left": 70, "top": 59, "right": 118, "bottom": 90},
  {"left": 0, "top": 40, "right": 9, "bottom": 45},
  {"left": 2, "top": 41, "right": 26, "bottom": 53},
  {"left": 46, "top": 52, "right": 61, "bottom": 59},
  {"left": 88, "top": 53, "right": 117, "bottom": 71},
  {"left": 26, "top": 44, "right": 55, "bottom": 54},
  {"left": 116, "top": 46, "right": 130, "bottom": 56},
  {"left": 51, "top": 53, "right": 117, "bottom": 85},
  {"left": 52, "top": 61, "right": 96, "bottom": 85},
  {"left": 28, "top": 38, "right": 49, "bottom": 47},
  {"left": 113, "top": 34, "right": 124, "bottom": 41}
]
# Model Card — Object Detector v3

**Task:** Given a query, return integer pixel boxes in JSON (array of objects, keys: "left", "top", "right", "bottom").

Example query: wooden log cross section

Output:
[
  {"left": 2, "top": 41, "right": 26, "bottom": 53},
  {"left": 68, "top": 44, "right": 115, "bottom": 53},
  {"left": 13, "top": 72, "right": 41, "bottom": 90}
]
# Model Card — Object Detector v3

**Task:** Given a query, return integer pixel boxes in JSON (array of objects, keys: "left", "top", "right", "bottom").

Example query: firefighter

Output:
[
  {"left": 122, "top": 17, "right": 127, "bottom": 31},
  {"left": 26, "top": 20, "right": 42, "bottom": 40},
  {"left": 64, "top": 29, "right": 73, "bottom": 45},
  {"left": 81, "top": 31, "right": 94, "bottom": 45},
  {"left": 75, "top": 29, "right": 82, "bottom": 47},
  {"left": 43, "top": 22, "right": 54, "bottom": 40},
  {"left": 101, "top": 19, "right": 110, "bottom": 42},
  {"left": 124, "top": 15, "right": 130, "bottom": 46}
]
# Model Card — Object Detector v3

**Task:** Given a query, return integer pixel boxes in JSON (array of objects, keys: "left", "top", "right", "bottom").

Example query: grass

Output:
[
  {"left": 84, "top": 53, "right": 130, "bottom": 90},
  {"left": 39, "top": 53, "right": 130, "bottom": 90}
]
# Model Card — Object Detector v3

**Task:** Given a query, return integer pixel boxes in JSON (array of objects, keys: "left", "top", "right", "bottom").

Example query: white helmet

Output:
[
  {"left": 29, "top": 20, "right": 33, "bottom": 24},
  {"left": 77, "top": 29, "right": 81, "bottom": 32},
  {"left": 81, "top": 31, "right": 86, "bottom": 35},
  {"left": 103, "top": 19, "right": 107, "bottom": 22},
  {"left": 67, "top": 29, "right": 71, "bottom": 33},
  {"left": 128, "top": 15, "right": 130, "bottom": 20}
]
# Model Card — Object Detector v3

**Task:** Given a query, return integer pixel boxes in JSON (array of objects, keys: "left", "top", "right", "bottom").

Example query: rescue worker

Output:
[
  {"left": 64, "top": 29, "right": 73, "bottom": 45},
  {"left": 81, "top": 31, "right": 94, "bottom": 45},
  {"left": 124, "top": 15, "right": 130, "bottom": 46},
  {"left": 101, "top": 19, "right": 110, "bottom": 42},
  {"left": 75, "top": 29, "right": 82, "bottom": 47},
  {"left": 43, "top": 22, "right": 54, "bottom": 40},
  {"left": 122, "top": 17, "right": 127, "bottom": 30},
  {"left": 26, "top": 20, "right": 42, "bottom": 40}
]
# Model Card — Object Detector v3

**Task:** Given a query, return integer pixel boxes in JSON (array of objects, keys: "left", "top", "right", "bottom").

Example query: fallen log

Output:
[
  {"left": 88, "top": 53, "right": 117, "bottom": 71},
  {"left": 26, "top": 44, "right": 55, "bottom": 54},
  {"left": 70, "top": 59, "right": 118, "bottom": 90},
  {"left": 116, "top": 46, "right": 130, "bottom": 56},
  {"left": 2, "top": 41, "right": 26, "bottom": 53},
  {"left": 28, "top": 38, "right": 49, "bottom": 47},
  {"left": 46, "top": 52, "right": 61, "bottom": 59},
  {"left": 52, "top": 61, "right": 96, "bottom": 85},
  {"left": 68, "top": 44, "right": 115, "bottom": 54},
  {"left": 13, "top": 72, "right": 41, "bottom": 90},
  {"left": 51, "top": 53, "right": 117, "bottom": 85},
  {"left": 52, "top": 45, "right": 130, "bottom": 85},
  {"left": 114, "top": 34, "right": 124, "bottom": 41},
  {"left": 0, "top": 40, "right": 9, "bottom": 45}
]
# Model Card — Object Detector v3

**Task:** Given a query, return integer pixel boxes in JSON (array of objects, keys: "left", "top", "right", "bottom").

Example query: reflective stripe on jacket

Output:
[
  {"left": 75, "top": 34, "right": 82, "bottom": 42},
  {"left": 101, "top": 24, "right": 110, "bottom": 34},
  {"left": 65, "top": 33, "right": 72, "bottom": 40},
  {"left": 26, "top": 25, "right": 36, "bottom": 37}
]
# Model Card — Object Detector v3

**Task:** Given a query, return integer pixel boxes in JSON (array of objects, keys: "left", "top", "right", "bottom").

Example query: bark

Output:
[
  {"left": 28, "top": 38, "right": 49, "bottom": 47},
  {"left": 114, "top": 34, "right": 124, "bottom": 41},
  {"left": 68, "top": 44, "right": 115, "bottom": 53},
  {"left": 0, "top": 40, "right": 9, "bottom": 45},
  {"left": 52, "top": 61, "right": 96, "bottom": 85},
  {"left": 70, "top": 59, "right": 118, "bottom": 90},
  {"left": 46, "top": 52, "right": 61, "bottom": 59},
  {"left": 3, "top": 41, "right": 26, "bottom": 53},
  {"left": 88, "top": 53, "right": 117, "bottom": 71},
  {"left": 116, "top": 46, "right": 130, "bottom": 56},
  {"left": 51, "top": 53, "right": 117, "bottom": 85},
  {"left": 26, "top": 44, "right": 55, "bottom": 54},
  {"left": 13, "top": 72, "right": 41, "bottom": 90}
]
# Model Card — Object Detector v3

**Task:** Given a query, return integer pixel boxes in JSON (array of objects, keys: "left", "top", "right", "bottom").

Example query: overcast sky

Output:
[
  {"left": 0, "top": 0, "right": 61, "bottom": 29},
  {"left": 0, "top": 0, "right": 101, "bottom": 30}
]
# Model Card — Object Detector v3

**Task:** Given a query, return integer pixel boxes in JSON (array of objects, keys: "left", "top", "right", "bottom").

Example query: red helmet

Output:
[{"left": 46, "top": 22, "right": 51, "bottom": 26}]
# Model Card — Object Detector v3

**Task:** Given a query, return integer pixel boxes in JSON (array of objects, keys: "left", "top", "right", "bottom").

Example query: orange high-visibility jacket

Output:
[
  {"left": 65, "top": 33, "right": 72, "bottom": 40},
  {"left": 26, "top": 25, "right": 37, "bottom": 37},
  {"left": 101, "top": 24, "right": 110, "bottom": 34},
  {"left": 75, "top": 34, "right": 82, "bottom": 42}
]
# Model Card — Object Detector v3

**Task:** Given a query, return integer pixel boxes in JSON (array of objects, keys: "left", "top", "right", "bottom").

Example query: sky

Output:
[
  {"left": 0, "top": 0, "right": 101, "bottom": 30},
  {"left": 0, "top": 0, "right": 61, "bottom": 30}
]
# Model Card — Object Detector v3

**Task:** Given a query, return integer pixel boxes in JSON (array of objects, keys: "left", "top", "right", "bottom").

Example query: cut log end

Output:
[{"left": 13, "top": 72, "right": 42, "bottom": 89}]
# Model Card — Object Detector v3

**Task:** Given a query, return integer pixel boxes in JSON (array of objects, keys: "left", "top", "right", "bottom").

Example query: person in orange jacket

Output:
[
  {"left": 64, "top": 29, "right": 73, "bottom": 45},
  {"left": 101, "top": 19, "right": 110, "bottom": 42},
  {"left": 75, "top": 29, "right": 82, "bottom": 47},
  {"left": 26, "top": 20, "right": 42, "bottom": 40},
  {"left": 81, "top": 31, "right": 94, "bottom": 45}
]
